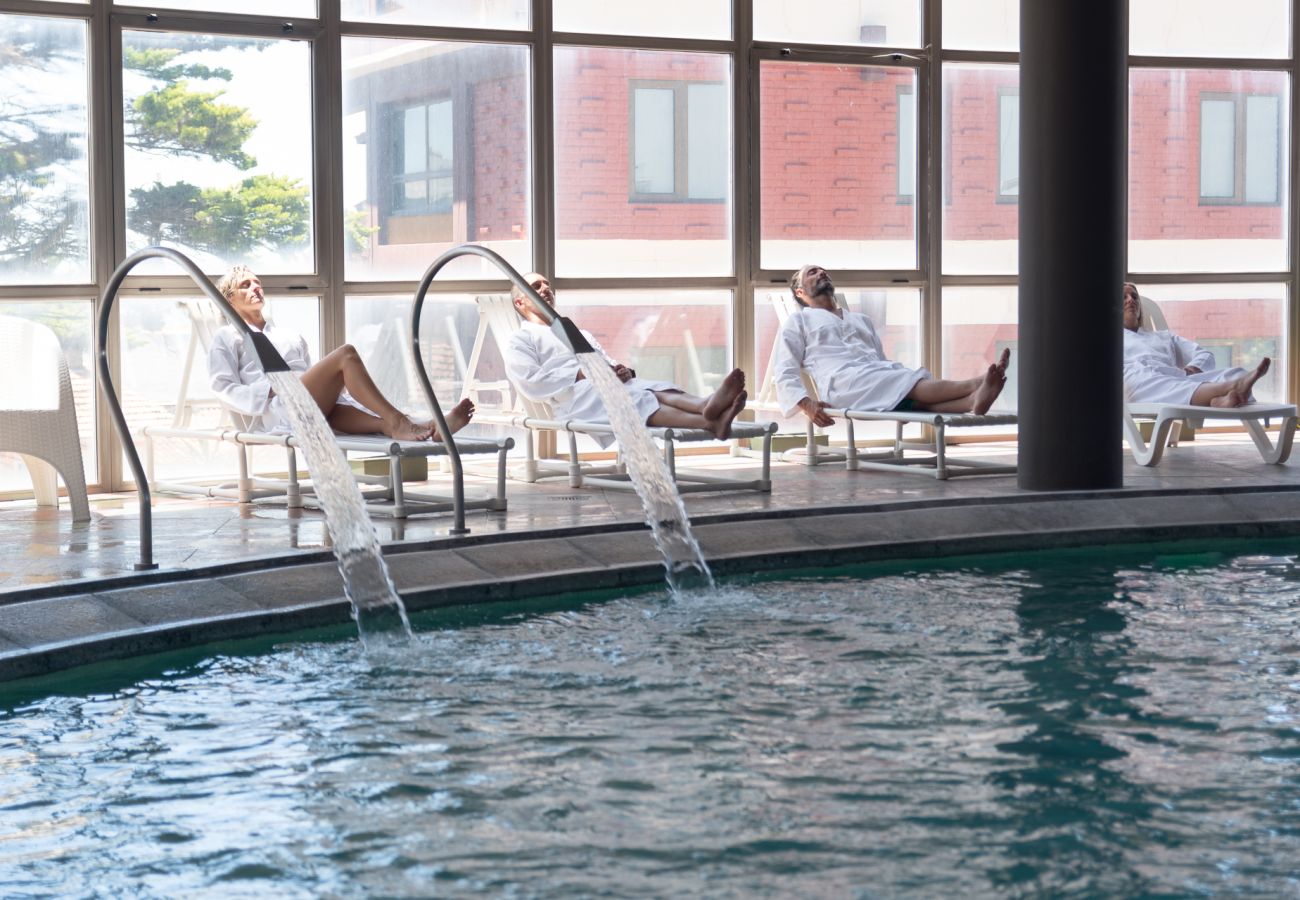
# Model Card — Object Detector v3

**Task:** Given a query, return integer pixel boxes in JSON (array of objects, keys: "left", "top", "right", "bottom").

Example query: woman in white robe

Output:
[
  {"left": 1121, "top": 282, "right": 1269, "bottom": 408},
  {"left": 208, "top": 265, "right": 473, "bottom": 439}
]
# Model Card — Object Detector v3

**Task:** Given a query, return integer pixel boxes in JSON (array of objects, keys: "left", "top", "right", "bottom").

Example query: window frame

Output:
[
  {"left": 627, "top": 78, "right": 728, "bottom": 204},
  {"left": 1198, "top": 89, "right": 1282, "bottom": 206}
]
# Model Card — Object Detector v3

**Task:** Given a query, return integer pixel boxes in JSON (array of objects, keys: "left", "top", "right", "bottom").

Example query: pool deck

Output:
[{"left": 4, "top": 434, "right": 1300, "bottom": 680}]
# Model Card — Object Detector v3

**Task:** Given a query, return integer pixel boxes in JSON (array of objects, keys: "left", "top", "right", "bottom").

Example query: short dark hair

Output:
[{"left": 789, "top": 265, "right": 815, "bottom": 306}]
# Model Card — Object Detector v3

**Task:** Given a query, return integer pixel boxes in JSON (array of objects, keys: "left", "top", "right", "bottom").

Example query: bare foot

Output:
[
  {"left": 1211, "top": 358, "right": 1269, "bottom": 409},
  {"left": 971, "top": 363, "right": 1007, "bottom": 415},
  {"left": 995, "top": 347, "right": 1011, "bottom": 374},
  {"left": 703, "top": 368, "right": 746, "bottom": 421},
  {"left": 386, "top": 415, "right": 433, "bottom": 442},
  {"left": 710, "top": 389, "right": 748, "bottom": 441},
  {"left": 434, "top": 398, "right": 475, "bottom": 440}
]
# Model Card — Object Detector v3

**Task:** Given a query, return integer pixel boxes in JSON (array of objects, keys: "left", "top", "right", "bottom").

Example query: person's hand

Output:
[
  {"left": 612, "top": 363, "right": 635, "bottom": 383},
  {"left": 1184, "top": 365, "right": 1203, "bottom": 375},
  {"left": 798, "top": 396, "right": 835, "bottom": 427}
]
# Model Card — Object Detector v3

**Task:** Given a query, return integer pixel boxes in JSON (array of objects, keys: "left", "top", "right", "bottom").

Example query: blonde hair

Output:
[{"left": 217, "top": 264, "right": 256, "bottom": 300}]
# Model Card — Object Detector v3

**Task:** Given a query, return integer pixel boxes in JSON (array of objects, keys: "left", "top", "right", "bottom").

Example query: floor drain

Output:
[{"left": 551, "top": 495, "right": 587, "bottom": 501}]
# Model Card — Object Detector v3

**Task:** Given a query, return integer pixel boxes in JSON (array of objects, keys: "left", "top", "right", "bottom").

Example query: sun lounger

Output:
[
  {"left": 461, "top": 294, "right": 776, "bottom": 493},
  {"left": 763, "top": 293, "right": 1018, "bottom": 479},
  {"left": 1124, "top": 295, "right": 1297, "bottom": 466}
]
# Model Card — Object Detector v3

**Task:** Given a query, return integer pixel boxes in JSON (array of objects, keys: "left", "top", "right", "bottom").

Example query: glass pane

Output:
[
  {"left": 122, "top": 32, "right": 314, "bottom": 275},
  {"left": 686, "top": 83, "right": 727, "bottom": 200},
  {"left": 754, "top": 0, "right": 921, "bottom": 48},
  {"left": 554, "top": 0, "right": 728, "bottom": 39},
  {"left": 1245, "top": 95, "right": 1280, "bottom": 203},
  {"left": 943, "top": 0, "right": 1019, "bottom": 51},
  {"left": 342, "top": 0, "right": 527, "bottom": 30},
  {"left": 117, "top": 294, "right": 319, "bottom": 482},
  {"left": 896, "top": 90, "right": 916, "bottom": 197},
  {"left": 943, "top": 65, "right": 1020, "bottom": 275},
  {"left": 0, "top": 16, "right": 91, "bottom": 285},
  {"left": 345, "top": 294, "right": 479, "bottom": 422},
  {"left": 760, "top": 61, "right": 916, "bottom": 271},
  {"left": 942, "top": 286, "right": 1019, "bottom": 414},
  {"left": 1131, "top": 0, "right": 1289, "bottom": 58},
  {"left": 632, "top": 89, "right": 676, "bottom": 195},
  {"left": 1130, "top": 69, "right": 1288, "bottom": 274},
  {"left": 555, "top": 48, "right": 732, "bottom": 277},
  {"left": 117, "top": 0, "right": 314, "bottom": 13},
  {"left": 1198, "top": 99, "right": 1236, "bottom": 198},
  {"left": 1130, "top": 283, "right": 1286, "bottom": 403},
  {"left": 0, "top": 301, "right": 96, "bottom": 494},
  {"left": 343, "top": 38, "right": 531, "bottom": 282}
]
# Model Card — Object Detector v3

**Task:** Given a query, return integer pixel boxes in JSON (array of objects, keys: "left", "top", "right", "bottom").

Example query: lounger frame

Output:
[
  {"left": 786, "top": 410, "right": 1018, "bottom": 479},
  {"left": 141, "top": 426, "right": 512, "bottom": 519},
  {"left": 1123, "top": 403, "right": 1297, "bottom": 466}
]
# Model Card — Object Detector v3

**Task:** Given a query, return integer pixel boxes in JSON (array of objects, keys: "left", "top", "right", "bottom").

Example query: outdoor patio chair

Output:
[{"left": 0, "top": 314, "right": 90, "bottom": 521}]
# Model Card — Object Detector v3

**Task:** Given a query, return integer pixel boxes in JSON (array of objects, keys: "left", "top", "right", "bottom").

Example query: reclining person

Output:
[
  {"left": 1122, "top": 282, "right": 1270, "bottom": 409},
  {"left": 506, "top": 272, "right": 747, "bottom": 442},
  {"left": 774, "top": 264, "right": 1009, "bottom": 427},
  {"left": 209, "top": 264, "right": 473, "bottom": 440}
]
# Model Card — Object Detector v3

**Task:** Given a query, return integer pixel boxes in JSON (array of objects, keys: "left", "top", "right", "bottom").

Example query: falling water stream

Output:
[
  {"left": 575, "top": 353, "right": 714, "bottom": 594},
  {"left": 268, "top": 371, "right": 413, "bottom": 642}
]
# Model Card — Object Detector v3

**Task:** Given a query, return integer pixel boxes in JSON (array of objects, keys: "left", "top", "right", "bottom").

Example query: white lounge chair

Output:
[
  {"left": 139, "top": 299, "right": 512, "bottom": 519},
  {"left": 763, "top": 293, "right": 1018, "bottom": 479},
  {"left": 0, "top": 315, "right": 91, "bottom": 521},
  {"left": 1123, "top": 295, "right": 1296, "bottom": 466},
  {"left": 461, "top": 294, "right": 776, "bottom": 493}
]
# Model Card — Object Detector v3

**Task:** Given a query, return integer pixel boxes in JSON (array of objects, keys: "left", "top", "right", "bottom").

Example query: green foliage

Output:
[
  {"left": 123, "top": 47, "right": 233, "bottom": 84},
  {"left": 346, "top": 209, "right": 378, "bottom": 256},
  {"left": 128, "top": 81, "right": 257, "bottom": 170},
  {"left": 192, "top": 175, "right": 310, "bottom": 252}
]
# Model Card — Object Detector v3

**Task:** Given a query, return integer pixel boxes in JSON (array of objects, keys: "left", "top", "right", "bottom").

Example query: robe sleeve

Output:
[
  {"left": 505, "top": 329, "right": 582, "bottom": 403},
  {"left": 773, "top": 314, "right": 813, "bottom": 417},
  {"left": 1172, "top": 333, "right": 1216, "bottom": 372},
  {"left": 208, "top": 327, "right": 272, "bottom": 419}
]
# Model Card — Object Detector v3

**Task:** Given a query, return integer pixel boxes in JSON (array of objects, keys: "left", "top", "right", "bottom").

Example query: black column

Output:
[{"left": 1018, "top": 1, "right": 1127, "bottom": 490}]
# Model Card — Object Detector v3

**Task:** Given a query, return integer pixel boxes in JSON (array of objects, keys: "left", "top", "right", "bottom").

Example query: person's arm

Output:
[
  {"left": 1172, "top": 332, "right": 1215, "bottom": 374},
  {"left": 773, "top": 314, "right": 834, "bottom": 426},
  {"left": 208, "top": 329, "right": 273, "bottom": 418},
  {"left": 504, "top": 330, "right": 583, "bottom": 402}
]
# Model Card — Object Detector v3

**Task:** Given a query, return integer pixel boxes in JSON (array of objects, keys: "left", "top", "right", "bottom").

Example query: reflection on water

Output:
[{"left": 1, "top": 547, "right": 1298, "bottom": 896}]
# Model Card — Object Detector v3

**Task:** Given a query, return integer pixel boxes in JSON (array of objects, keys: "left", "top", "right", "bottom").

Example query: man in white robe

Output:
[
  {"left": 1122, "top": 282, "right": 1269, "bottom": 408},
  {"left": 505, "top": 273, "right": 747, "bottom": 443},
  {"left": 774, "top": 265, "right": 1008, "bottom": 427},
  {"left": 209, "top": 265, "right": 473, "bottom": 439}
]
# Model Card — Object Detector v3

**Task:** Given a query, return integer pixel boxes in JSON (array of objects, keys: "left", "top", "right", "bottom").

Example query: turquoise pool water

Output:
[{"left": 2, "top": 543, "right": 1299, "bottom": 896}]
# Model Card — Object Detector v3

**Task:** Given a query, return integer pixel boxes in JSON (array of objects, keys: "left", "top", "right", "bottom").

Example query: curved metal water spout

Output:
[
  {"left": 409, "top": 245, "right": 596, "bottom": 534},
  {"left": 97, "top": 247, "right": 291, "bottom": 571}
]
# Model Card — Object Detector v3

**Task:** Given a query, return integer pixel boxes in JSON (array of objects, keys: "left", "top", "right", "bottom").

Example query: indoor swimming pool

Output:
[{"left": 2, "top": 541, "right": 1298, "bottom": 896}]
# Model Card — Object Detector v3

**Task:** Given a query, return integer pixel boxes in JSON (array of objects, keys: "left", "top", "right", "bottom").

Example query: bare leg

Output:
[
  {"left": 650, "top": 369, "right": 746, "bottom": 418},
  {"left": 300, "top": 344, "right": 464, "bottom": 441},
  {"left": 646, "top": 389, "right": 748, "bottom": 440},
  {"left": 907, "top": 349, "right": 1009, "bottom": 414},
  {"left": 1191, "top": 358, "right": 1270, "bottom": 408}
]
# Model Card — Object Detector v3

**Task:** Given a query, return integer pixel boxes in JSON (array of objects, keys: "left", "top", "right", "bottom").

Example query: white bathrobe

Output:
[
  {"left": 505, "top": 321, "right": 676, "bottom": 447},
  {"left": 209, "top": 323, "right": 370, "bottom": 433},
  {"left": 1122, "top": 328, "right": 1247, "bottom": 404},
  {"left": 773, "top": 307, "right": 929, "bottom": 416}
]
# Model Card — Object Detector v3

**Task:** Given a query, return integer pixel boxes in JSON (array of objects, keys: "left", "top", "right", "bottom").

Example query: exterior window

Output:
[
  {"left": 629, "top": 81, "right": 727, "bottom": 201},
  {"left": 998, "top": 90, "right": 1019, "bottom": 200},
  {"left": 394, "top": 98, "right": 454, "bottom": 215},
  {"left": 896, "top": 87, "right": 915, "bottom": 201},
  {"left": 1199, "top": 93, "right": 1280, "bottom": 204}
]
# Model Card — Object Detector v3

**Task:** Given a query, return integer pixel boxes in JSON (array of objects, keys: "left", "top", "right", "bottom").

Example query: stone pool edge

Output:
[{"left": 2, "top": 487, "right": 1299, "bottom": 682}]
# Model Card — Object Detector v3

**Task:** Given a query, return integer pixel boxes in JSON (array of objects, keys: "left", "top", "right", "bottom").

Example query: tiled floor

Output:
[{"left": 3, "top": 433, "right": 1298, "bottom": 594}]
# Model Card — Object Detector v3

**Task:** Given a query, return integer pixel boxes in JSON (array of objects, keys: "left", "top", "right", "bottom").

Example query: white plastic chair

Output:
[{"left": 0, "top": 315, "right": 91, "bottom": 520}]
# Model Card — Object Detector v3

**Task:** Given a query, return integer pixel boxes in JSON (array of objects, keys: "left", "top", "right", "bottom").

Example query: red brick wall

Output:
[{"left": 471, "top": 74, "right": 529, "bottom": 241}]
